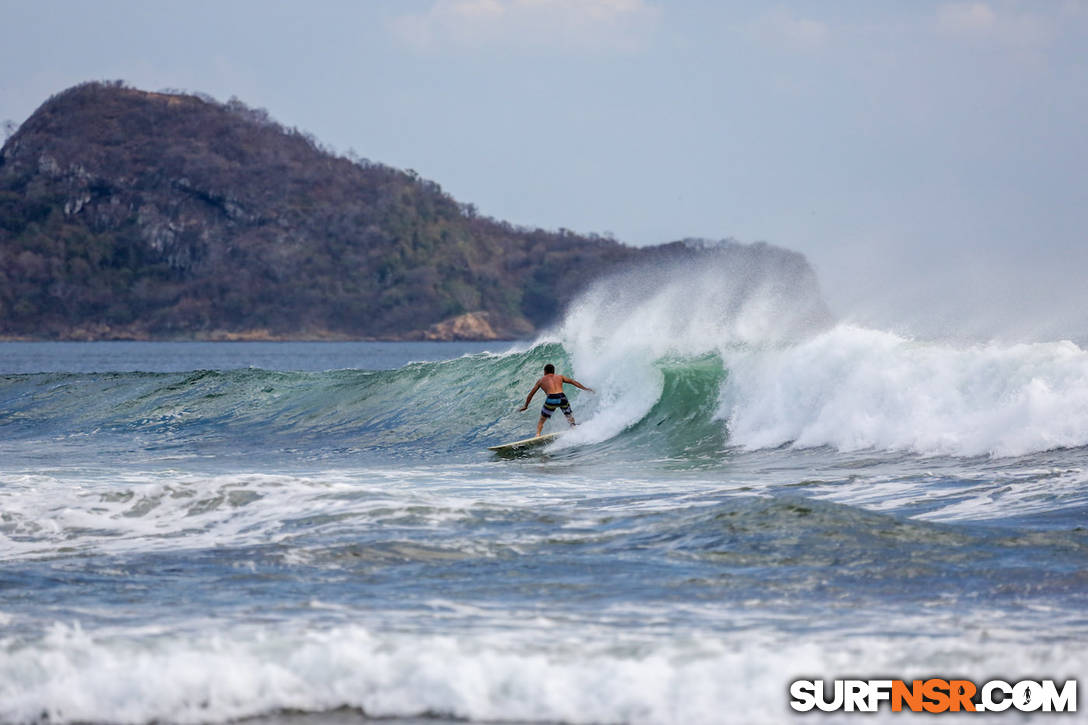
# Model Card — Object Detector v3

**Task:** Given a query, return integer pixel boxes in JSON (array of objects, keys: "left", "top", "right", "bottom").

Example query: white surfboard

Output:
[{"left": 488, "top": 432, "right": 560, "bottom": 453}]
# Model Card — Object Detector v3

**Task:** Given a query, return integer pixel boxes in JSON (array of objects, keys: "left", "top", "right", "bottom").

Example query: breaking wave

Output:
[{"left": 3, "top": 243, "right": 1088, "bottom": 461}]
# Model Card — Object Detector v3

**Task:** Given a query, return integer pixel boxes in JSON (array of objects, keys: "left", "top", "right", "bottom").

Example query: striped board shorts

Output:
[{"left": 541, "top": 392, "right": 572, "bottom": 418}]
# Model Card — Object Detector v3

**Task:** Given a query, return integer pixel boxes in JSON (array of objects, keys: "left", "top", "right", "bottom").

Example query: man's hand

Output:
[{"left": 518, "top": 404, "right": 528, "bottom": 412}]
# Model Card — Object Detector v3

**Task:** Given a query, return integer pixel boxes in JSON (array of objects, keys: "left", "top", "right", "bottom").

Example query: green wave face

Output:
[{"left": 0, "top": 343, "right": 738, "bottom": 466}]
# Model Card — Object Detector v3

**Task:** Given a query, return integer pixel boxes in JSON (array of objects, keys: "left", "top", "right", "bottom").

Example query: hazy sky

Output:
[{"left": 3, "top": 1, "right": 1087, "bottom": 337}]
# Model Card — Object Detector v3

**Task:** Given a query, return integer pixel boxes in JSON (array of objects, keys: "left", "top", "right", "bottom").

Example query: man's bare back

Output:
[{"left": 537, "top": 373, "right": 569, "bottom": 395}]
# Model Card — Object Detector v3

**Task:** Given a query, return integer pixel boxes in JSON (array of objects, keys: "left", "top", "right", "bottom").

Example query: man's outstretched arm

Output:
[
  {"left": 562, "top": 376, "right": 594, "bottom": 392},
  {"left": 519, "top": 382, "right": 542, "bottom": 411}
]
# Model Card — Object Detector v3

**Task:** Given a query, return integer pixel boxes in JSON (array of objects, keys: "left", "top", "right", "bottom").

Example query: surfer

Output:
[{"left": 519, "top": 364, "right": 594, "bottom": 436}]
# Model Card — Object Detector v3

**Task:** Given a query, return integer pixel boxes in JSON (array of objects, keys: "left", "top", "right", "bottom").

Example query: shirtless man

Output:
[{"left": 519, "top": 363, "right": 594, "bottom": 436}]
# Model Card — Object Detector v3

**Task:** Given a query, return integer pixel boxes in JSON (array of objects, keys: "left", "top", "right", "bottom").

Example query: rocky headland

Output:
[{"left": 0, "top": 82, "right": 798, "bottom": 341}]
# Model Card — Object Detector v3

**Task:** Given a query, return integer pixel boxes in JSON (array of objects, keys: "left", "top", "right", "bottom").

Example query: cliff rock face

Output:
[{"left": 0, "top": 82, "right": 642, "bottom": 340}]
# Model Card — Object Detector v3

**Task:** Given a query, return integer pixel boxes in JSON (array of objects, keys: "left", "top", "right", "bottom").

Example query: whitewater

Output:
[{"left": 1, "top": 243, "right": 1086, "bottom": 723}]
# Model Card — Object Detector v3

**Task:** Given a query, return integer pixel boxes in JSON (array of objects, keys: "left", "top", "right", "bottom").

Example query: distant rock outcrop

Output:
[
  {"left": 411, "top": 311, "right": 534, "bottom": 341},
  {"left": 0, "top": 82, "right": 654, "bottom": 340}
]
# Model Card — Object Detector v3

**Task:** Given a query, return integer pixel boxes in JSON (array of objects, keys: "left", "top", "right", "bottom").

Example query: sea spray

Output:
[
  {"left": 557, "top": 240, "right": 831, "bottom": 358},
  {"left": 549, "top": 241, "right": 832, "bottom": 448}
]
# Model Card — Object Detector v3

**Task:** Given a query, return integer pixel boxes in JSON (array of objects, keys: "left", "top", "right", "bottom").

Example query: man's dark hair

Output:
[{"left": 544, "top": 364, "right": 555, "bottom": 374}]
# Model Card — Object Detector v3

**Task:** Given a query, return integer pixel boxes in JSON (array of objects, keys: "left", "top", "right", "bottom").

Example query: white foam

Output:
[
  {"left": 0, "top": 466, "right": 703, "bottom": 561},
  {"left": 1, "top": 618, "right": 1081, "bottom": 724},
  {"left": 0, "top": 468, "right": 511, "bottom": 561},
  {"left": 719, "top": 325, "right": 1088, "bottom": 457}
]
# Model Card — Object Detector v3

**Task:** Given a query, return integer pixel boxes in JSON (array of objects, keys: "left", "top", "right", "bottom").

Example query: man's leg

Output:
[
  {"left": 536, "top": 415, "right": 547, "bottom": 436},
  {"left": 561, "top": 398, "right": 576, "bottom": 427}
]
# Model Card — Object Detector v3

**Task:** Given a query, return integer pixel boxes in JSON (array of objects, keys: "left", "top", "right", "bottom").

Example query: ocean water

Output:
[{"left": 2, "top": 253, "right": 1087, "bottom": 723}]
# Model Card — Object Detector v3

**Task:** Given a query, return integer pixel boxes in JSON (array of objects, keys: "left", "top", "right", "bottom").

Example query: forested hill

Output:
[{"left": 0, "top": 82, "right": 686, "bottom": 340}]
